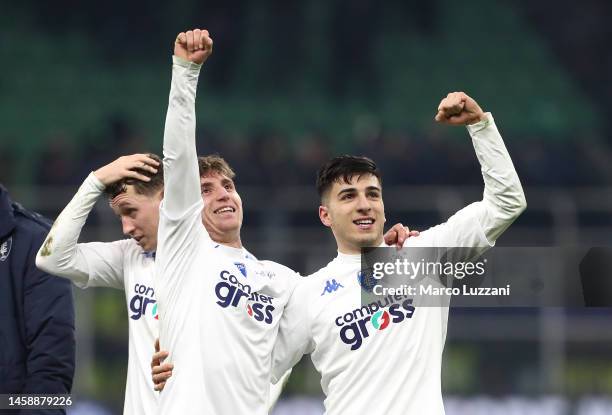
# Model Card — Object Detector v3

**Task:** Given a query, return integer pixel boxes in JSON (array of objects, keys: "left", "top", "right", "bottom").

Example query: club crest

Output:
[
  {"left": 0, "top": 237, "right": 12, "bottom": 261},
  {"left": 357, "top": 268, "right": 377, "bottom": 292},
  {"left": 235, "top": 262, "right": 247, "bottom": 277}
]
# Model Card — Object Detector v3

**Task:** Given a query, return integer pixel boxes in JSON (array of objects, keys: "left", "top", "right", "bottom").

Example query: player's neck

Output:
[
  {"left": 337, "top": 244, "right": 361, "bottom": 255},
  {"left": 211, "top": 233, "right": 242, "bottom": 249},
  {"left": 221, "top": 240, "right": 242, "bottom": 249},
  {"left": 336, "top": 236, "right": 384, "bottom": 255}
]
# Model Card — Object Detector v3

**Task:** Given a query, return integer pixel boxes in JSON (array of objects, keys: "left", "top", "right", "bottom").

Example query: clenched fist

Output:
[
  {"left": 174, "top": 29, "right": 213, "bottom": 65},
  {"left": 434, "top": 92, "right": 485, "bottom": 126}
]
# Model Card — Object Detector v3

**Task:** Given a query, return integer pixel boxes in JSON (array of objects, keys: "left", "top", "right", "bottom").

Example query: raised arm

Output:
[
  {"left": 35, "top": 154, "right": 158, "bottom": 289},
  {"left": 423, "top": 92, "right": 526, "bottom": 246},
  {"left": 161, "top": 29, "right": 212, "bottom": 220}
]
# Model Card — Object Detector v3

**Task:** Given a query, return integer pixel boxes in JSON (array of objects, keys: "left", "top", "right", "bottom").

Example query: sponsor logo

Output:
[
  {"left": 215, "top": 270, "right": 275, "bottom": 324},
  {"left": 321, "top": 279, "right": 344, "bottom": 296},
  {"left": 0, "top": 237, "right": 12, "bottom": 261},
  {"left": 371, "top": 310, "right": 390, "bottom": 330},
  {"left": 334, "top": 295, "right": 415, "bottom": 350},
  {"left": 129, "top": 283, "right": 157, "bottom": 320}
]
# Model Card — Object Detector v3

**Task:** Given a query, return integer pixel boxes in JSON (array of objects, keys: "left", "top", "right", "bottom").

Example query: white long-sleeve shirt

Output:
[
  {"left": 35, "top": 173, "right": 159, "bottom": 415},
  {"left": 271, "top": 113, "right": 526, "bottom": 415},
  {"left": 155, "top": 57, "right": 299, "bottom": 415}
]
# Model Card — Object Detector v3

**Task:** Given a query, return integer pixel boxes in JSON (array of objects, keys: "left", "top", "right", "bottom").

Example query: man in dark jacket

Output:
[{"left": 0, "top": 184, "right": 75, "bottom": 414}]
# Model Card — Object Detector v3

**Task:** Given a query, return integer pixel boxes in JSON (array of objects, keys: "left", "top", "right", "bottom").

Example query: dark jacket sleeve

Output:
[{"left": 21, "top": 223, "right": 75, "bottom": 414}]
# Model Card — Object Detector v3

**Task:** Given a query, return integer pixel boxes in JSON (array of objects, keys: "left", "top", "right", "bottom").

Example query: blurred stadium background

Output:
[{"left": 2, "top": 0, "right": 612, "bottom": 413}]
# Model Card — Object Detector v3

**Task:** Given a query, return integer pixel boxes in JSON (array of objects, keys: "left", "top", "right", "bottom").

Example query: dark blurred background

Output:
[{"left": 1, "top": 0, "right": 612, "bottom": 413}]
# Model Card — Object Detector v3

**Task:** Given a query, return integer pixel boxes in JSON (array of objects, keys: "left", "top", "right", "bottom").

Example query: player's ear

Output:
[{"left": 319, "top": 205, "right": 332, "bottom": 227}]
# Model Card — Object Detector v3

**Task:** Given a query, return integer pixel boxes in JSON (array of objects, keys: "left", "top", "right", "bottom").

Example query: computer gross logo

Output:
[
  {"left": 215, "top": 270, "right": 275, "bottom": 324},
  {"left": 129, "top": 283, "right": 158, "bottom": 320},
  {"left": 335, "top": 294, "right": 415, "bottom": 350}
]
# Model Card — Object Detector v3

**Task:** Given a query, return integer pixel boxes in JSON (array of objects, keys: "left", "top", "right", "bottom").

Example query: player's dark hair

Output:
[
  {"left": 198, "top": 154, "right": 236, "bottom": 179},
  {"left": 105, "top": 153, "right": 164, "bottom": 199},
  {"left": 316, "top": 155, "right": 382, "bottom": 202}
]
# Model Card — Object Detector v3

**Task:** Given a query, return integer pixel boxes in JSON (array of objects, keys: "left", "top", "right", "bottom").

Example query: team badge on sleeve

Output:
[{"left": 0, "top": 237, "right": 12, "bottom": 261}]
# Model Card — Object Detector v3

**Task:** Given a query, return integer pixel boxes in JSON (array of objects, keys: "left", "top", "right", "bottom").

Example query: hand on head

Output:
[{"left": 94, "top": 154, "right": 159, "bottom": 187}]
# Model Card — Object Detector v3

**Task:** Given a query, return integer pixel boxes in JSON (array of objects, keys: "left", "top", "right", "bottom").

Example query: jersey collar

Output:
[
  {"left": 214, "top": 243, "right": 256, "bottom": 261},
  {"left": 143, "top": 251, "right": 156, "bottom": 259},
  {"left": 334, "top": 242, "right": 388, "bottom": 265},
  {"left": 334, "top": 251, "right": 361, "bottom": 265}
]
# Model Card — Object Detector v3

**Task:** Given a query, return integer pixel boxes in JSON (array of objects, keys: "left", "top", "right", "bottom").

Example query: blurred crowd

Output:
[{"left": 2, "top": 115, "right": 610, "bottom": 192}]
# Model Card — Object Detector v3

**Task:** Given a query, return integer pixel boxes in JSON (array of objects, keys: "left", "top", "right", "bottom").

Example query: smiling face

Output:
[
  {"left": 110, "top": 185, "right": 162, "bottom": 252},
  {"left": 200, "top": 172, "right": 243, "bottom": 247},
  {"left": 319, "top": 173, "right": 386, "bottom": 254}
]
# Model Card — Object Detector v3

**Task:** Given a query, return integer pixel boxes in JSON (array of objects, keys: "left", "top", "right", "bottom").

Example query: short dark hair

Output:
[
  {"left": 105, "top": 153, "right": 164, "bottom": 199},
  {"left": 316, "top": 155, "right": 382, "bottom": 201},
  {"left": 198, "top": 154, "right": 236, "bottom": 179}
]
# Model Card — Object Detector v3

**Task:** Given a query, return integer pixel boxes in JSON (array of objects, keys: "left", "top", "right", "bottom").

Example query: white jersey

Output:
[
  {"left": 271, "top": 114, "right": 526, "bottom": 415},
  {"left": 156, "top": 57, "right": 298, "bottom": 415},
  {"left": 35, "top": 173, "right": 159, "bottom": 415}
]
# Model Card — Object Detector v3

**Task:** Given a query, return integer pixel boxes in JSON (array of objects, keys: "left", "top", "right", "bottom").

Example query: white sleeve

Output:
[
  {"left": 267, "top": 369, "right": 292, "bottom": 412},
  {"left": 414, "top": 113, "right": 526, "bottom": 248},
  {"left": 156, "top": 56, "right": 208, "bottom": 292},
  {"left": 468, "top": 112, "right": 526, "bottom": 243},
  {"left": 271, "top": 280, "right": 315, "bottom": 384},
  {"left": 160, "top": 56, "right": 203, "bottom": 223},
  {"left": 35, "top": 173, "right": 125, "bottom": 290}
]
